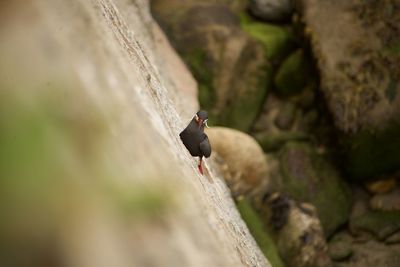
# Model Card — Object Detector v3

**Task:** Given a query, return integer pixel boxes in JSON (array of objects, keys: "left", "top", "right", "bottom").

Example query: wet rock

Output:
[
  {"left": 261, "top": 193, "right": 332, "bottom": 267},
  {"left": 206, "top": 127, "right": 269, "bottom": 197},
  {"left": 370, "top": 187, "right": 400, "bottom": 211},
  {"left": 249, "top": 0, "right": 294, "bottom": 22},
  {"left": 328, "top": 231, "right": 353, "bottom": 261},
  {"left": 151, "top": 1, "right": 271, "bottom": 131},
  {"left": 279, "top": 142, "right": 351, "bottom": 236},
  {"left": 274, "top": 49, "right": 312, "bottom": 96},
  {"left": 299, "top": 0, "right": 400, "bottom": 181}
]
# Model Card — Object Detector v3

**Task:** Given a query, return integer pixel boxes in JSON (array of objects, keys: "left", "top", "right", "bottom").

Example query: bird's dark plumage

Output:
[{"left": 180, "top": 110, "right": 212, "bottom": 174}]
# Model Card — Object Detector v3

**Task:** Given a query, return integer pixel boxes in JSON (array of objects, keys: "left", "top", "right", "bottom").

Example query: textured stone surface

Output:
[
  {"left": 206, "top": 127, "right": 269, "bottom": 197},
  {"left": 0, "top": 1, "right": 270, "bottom": 266},
  {"left": 332, "top": 239, "right": 400, "bottom": 267},
  {"left": 300, "top": 0, "right": 400, "bottom": 181},
  {"left": 279, "top": 142, "right": 351, "bottom": 236},
  {"left": 259, "top": 194, "right": 332, "bottom": 267}
]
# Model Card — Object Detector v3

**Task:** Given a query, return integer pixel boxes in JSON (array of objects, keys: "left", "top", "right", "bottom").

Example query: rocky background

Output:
[{"left": 151, "top": 0, "right": 400, "bottom": 267}]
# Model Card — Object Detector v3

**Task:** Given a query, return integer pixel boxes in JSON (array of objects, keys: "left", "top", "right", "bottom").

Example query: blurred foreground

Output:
[{"left": 0, "top": 1, "right": 268, "bottom": 267}]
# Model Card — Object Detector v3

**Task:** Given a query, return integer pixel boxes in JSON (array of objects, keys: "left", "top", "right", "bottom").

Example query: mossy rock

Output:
[
  {"left": 351, "top": 210, "right": 400, "bottom": 240},
  {"left": 153, "top": 2, "right": 272, "bottom": 132},
  {"left": 274, "top": 49, "right": 311, "bottom": 96},
  {"left": 241, "top": 20, "right": 296, "bottom": 62},
  {"left": 236, "top": 198, "right": 286, "bottom": 267},
  {"left": 183, "top": 48, "right": 216, "bottom": 112},
  {"left": 279, "top": 142, "right": 351, "bottom": 236},
  {"left": 217, "top": 61, "right": 273, "bottom": 131},
  {"left": 338, "top": 122, "right": 400, "bottom": 181},
  {"left": 254, "top": 131, "right": 309, "bottom": 152}
]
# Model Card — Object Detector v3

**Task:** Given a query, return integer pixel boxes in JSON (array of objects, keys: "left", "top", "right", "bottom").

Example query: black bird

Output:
[{"left": 180, "top": 110, "right": 212, "bottom": 175}]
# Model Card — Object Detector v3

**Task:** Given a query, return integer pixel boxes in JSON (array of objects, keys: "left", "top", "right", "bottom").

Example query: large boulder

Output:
[
  {"left": 151, "top": 0, "right": 271, "bottom": 131},
  {"left": 300, "top": 0, "right": 400, "bottom": 181},
  {"left": 206, "top": 127, "right": 269, "bottom": 197},
  {"left": 278, "top": 142, "right": 351, "bottom": 236}
]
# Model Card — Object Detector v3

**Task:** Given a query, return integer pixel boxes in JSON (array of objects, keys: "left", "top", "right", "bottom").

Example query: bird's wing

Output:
[{"left": 199, "top": 135, "right": 211, "bottom": 158}]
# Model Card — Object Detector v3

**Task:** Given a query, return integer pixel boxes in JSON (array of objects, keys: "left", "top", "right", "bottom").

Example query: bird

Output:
[{"left": 179, "top": 110, "right": 212, "bottom": 175}]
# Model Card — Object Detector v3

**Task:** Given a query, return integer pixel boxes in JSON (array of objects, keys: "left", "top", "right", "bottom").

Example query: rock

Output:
[
  {"left": 328, "top": 231, "right": 353, "bottom": 261},
  {"left": 236, "top": 198, "right": 286, "bottom": 267},
  {"left": 349, "top": 186, "right": 370, "bottom": 221},
  {"left": 299, "top": 109, "right": 318, "bottom": 132},
  {"left": 260, "top": 193, "right": 332, "bottom": 267},
  {"left": 0, "top": 1, "right": 271, "bottom": 267},
  {"left": 279, "top": 142, "right": 351, "bottom": 236},
  {"left": 365, "top": 178, "right": 397, "bottom": 194},
  {"left": 332, "top": 239, "right": 400, "bottom": 267},
  {"left": 299, "top": 0, "right": 400, "bottom": 181},
  {"left": 385, "top": 231, "right": 400, "bottom": 245},
  {"left": 274, "top": 102, "right": 297, "bottom": 130},
  {"left": 151, "top": 23, "right": 199, "bottom": 117},
  {"left": 241, "top": 20, "right": 296, "bottom": 62},
  {"left": 249, "top": 0, "right": 294, "bottom": 21},
  {"left": 370, "top": 187, "right": 400, "bottom": 211},
  {"left": 151, "top": 1, "right": 271, "bottom": 131},
  {"left": 274, "top": 49, "right": 311, "bottom": 96},
  {"left": 350, "top": 210, "right": 400, "bottom": 241},
  {"left": 255, "top": 131, "right": 309, "bottom": 152},
  {"left": 206, "top": 127, "right": 269, "bottom": 197},
  {"left": 251, "top": 94, "right": 311, "bottom": 152}
]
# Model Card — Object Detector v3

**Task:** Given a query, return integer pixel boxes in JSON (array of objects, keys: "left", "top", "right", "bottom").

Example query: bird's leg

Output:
[{"left": 198, "top": 156, "right": 203, "bottom": 175}]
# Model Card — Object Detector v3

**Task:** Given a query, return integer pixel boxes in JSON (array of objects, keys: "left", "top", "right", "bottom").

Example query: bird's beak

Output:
[{"left": 204, "top": 119, "right": 209, "bottom": 128}]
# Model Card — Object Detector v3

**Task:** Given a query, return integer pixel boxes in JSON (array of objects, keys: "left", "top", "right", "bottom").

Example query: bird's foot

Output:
[{"left": 198, "top": 164, "right": 203, "bottom": 175}]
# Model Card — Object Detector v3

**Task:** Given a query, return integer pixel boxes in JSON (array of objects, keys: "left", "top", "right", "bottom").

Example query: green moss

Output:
[
  {"left": 241, "top": 21, "right": 295, "bottom": 62},
  {"left": 236, "top": 198, "right": 286, "bottom": 267},
  {"left": 382, "top": 42, "right": 400, "bottom": 55},
  {"left": 219, "top": 65, "right": 272, "bottom": 131},
  {"left": 108, "top": 184, "right": 171, "bottom": 218},
  {"left": 183, "top": 48, "right": 216, "bottom": 111},
  {"left": 385, "top": 76, "right": 397, "bottom": 103},
  {"left": 254, "top": 131, "right": 309, "bottom": 152},
  {"left": 274, "top": 49, "right": 311, "bottom": 96},
  {"left": 279, "top": 142, "right": 351, "bottom": 236},
  {"left": 339, "top": 122, "right": 400, "bottom": 181}
]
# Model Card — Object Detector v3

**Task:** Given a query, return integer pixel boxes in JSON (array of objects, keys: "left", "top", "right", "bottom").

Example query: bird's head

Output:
[{"left": 195, "top": 110, "right": 209, "bottom": 129}]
